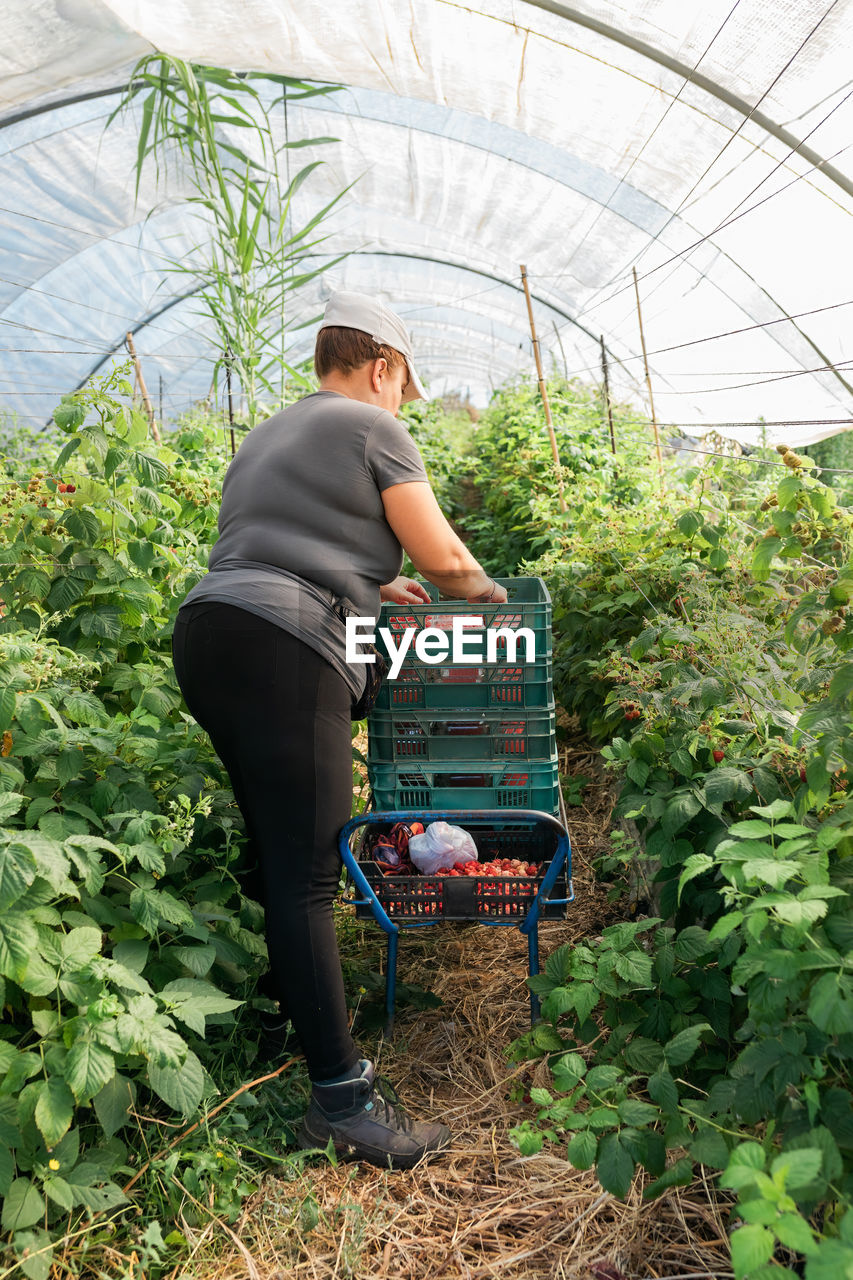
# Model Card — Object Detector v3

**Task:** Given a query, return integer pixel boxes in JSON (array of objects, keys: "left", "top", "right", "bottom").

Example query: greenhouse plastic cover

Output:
[{"left": 1, "top": 0, "right": 853, "bottom": 449}]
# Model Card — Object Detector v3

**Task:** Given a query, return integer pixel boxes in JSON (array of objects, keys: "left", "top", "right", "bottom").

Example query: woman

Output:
[{"left": 172, "top": 290, "right": 507, "bottom": 1169}]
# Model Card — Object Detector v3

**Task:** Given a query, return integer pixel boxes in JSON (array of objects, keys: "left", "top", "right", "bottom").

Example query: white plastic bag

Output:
[{"left": 408, "top": 821, "right": 478, "bottom": 874}]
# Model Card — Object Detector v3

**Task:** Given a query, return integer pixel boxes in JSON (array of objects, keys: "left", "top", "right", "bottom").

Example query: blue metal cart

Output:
[{"left": 338, "top": 807, "right": 574, "bottom": 1034}]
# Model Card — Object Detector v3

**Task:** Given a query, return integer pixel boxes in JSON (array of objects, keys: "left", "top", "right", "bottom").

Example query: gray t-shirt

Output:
[{"left": 179, "top": 390, "right": 429, "bottom": 695}]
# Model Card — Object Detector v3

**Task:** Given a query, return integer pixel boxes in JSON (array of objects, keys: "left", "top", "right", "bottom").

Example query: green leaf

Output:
[
  {"left": 771, "top": 1146, "right": 824, "bottom": 1190},
  {"left": 0, "top": 1143, "right": 13, "bottom": 1197},
  {"left": 0, "top": 841, "right": 37, "bottom": 910},
  {"left": 663, "top": 1023, "right": 711, "bottom": 1067},
  {"left": 829, "top": 662, "right": 853, "bottom": 700},
  {"left": 551, "top": 1052, "right": 587, "bottom": 1091},
  {"left": 0, "top": 684, "right": 17, "bottom": 734},
  {"left": 513, "top": 1125, "right": 544, "bottom": 1156},
  {"left": 612, "top": 949, "right": 653, "bottom": 986},
  {"left": 529, "top": 1087, "right": 553, "bottom": 1107},
  {"left": 0, "top": 915, "right": 39, "bottom": 981},
  {"left": 673, "top": 926, "right": 713, "bottom": 962},
  {"left": 54, "top": 433, "right": 82, "bottom": 469},
  {"left": 567, "top": 1129, "right": 597, "bottom": 1170},
  {"left": 774, "top": 1213, "right": 818, "bottom": 1255},
  {"left": 61, "top": 507, "right": 101, "bottom": 543},
  {"left": 643, "top": 1156, "right": 694, "bottom": 1199},
  {"left": 729, "top": 819, "right": 773, "bottom": 837},
  {"left": 148, "top": 1050, "right": 204, "bottom": 1117},
  {"left": 623, "top": 1038, "right": 665, "bottom": 1074},
  {"left": 169, "top": 944, "right": 216, "bottom": 977},
  {"left": 704, "top": 766, "right": 753, "bottom": 806},
  {"left": 720, "top": 1142, "right": 766, "bottom": 1189},
  {"left": 18, "top": 1228, "right": 54, "bottom": 1280},
  {"left": 543, "top": 944, "right": 572, "bottom": 985},
  {"left": 34, "top": 1076, "right": 75, "bottom": 1148},
  {"left": 595, "top": 1132, "right": 635, "bottom": 1198},
  {"left": 0, "top": 792, "right": 25, "bottom": 822},
  {"left": 14, "top": 568, "right": 51, "bottom": 601},
  {"left": 752, "top": 536, "right": 782, "bottom": 577},
  {"left": 773, "top": 898, "right": 828, "bottom": 927},
  {"left": 742, "top": 858, "right": 799, "bottom": 888},
  {"left": 53, "top": 400, "right": 85, "bottom": 432},
  {"left": 677, "top": 511, "right": 702, "bottom": 537},
  {"left": 751, "top": 798, "right": 794, "bottom": 820},
  {"left": 617, "top": 1098, "right": 659, "bottom": 1127},
  {"left": 730, "top": 1224, "right": 774, "bottom": 1279},
  {"left": 805, "top": 1241, "right": 853, "bottom": 1280},
  {"left": 661, "top": 792, "right": 701, "bottom": 837},
  {"left": 647, "top": 1069, "right": 679, "bottom": 1113},
  {"left": 80, "top": 606, "right": 122, "bottom": 640},
  {"left": 532, "top": 1024, "right": 565, "bottom": 1052},
  {"left": 689, "top": 1129, "right": 731, "bottom": 1169},
  {"left": 64, "top": 1166, "right": 126, "bottom": 1214},
  {"left": 63, "top": 691, "right": 110, "bottom": 727},
  {"left": 61, "top": 926, "right": 102, "bottom": 969},
  {"left": 1, "top": 1178, "right": 45, "bottom": 1231},
  {"left": 677, "top": 854, "right": 714, "bottom": 901},
  {"left": 93, "top": 1073, "right": 136, "bottom": 1140},
  {"left": 130, "top": 886, "right": 193, "bottom": 934},
  {"left": 708, "top": 910, "right": 744, "bottom": 941},
  {"left": 66, "top": 1039, "right": 115, "bottom": 1103},
  {"left": 45, "top": 572, "right": 90, "bottom": 613}
]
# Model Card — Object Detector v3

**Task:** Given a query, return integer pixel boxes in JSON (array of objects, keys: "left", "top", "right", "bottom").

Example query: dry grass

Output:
[{"left": 173, "top": 726, "right": 733, "bottom": 1280}]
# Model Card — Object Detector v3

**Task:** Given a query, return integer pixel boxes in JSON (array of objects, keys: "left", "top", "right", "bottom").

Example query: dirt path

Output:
[{"left": 208, "top": 736, "right": 730, "bottom": 1280}]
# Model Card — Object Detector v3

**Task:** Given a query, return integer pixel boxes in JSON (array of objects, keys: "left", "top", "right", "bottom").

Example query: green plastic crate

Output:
[
  {"left": 368, "top": 756, "right": 561, "bottom": 815},
  {"left": 371, "top": 661, "right": 554, "bottom": 710},
  {"left": 376, "top": 576, "right": 552, "bottom": 673},
  {"left": 367, "top": 706, "right": 557, "bottom": 762}
]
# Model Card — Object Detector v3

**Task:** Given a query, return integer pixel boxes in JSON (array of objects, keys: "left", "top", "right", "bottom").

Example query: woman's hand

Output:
[{"left": 380, "top": 576, "right": 432, "bottom": 604}]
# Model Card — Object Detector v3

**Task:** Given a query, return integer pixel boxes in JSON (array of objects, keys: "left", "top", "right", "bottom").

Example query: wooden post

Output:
[
  {"left": 158, "top": 373, "right": 164, "bottom": 427},
  {"left": 125, "top": 333, "right": 161, "bottom": 444},
  {"left": 520, "top": 265, "right": 567, "bottom": 513},
  {"left": 599, "top": 335, "right": 617, "bottom": 456},
  {"left": 631, "top": 268, "right": 663, "bottom": 490},
  {"left": 225, "top": 347, "right": 236, "bottom": 458}
]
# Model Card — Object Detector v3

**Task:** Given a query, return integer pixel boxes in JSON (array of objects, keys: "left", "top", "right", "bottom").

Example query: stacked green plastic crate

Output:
[{"left": 366, "top": 577, "right": 560, "bottom": 815}]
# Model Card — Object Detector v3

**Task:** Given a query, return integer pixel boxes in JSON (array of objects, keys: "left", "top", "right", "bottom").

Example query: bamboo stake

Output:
[
  {"left": 599, "top": 335, "right": 617, "bottom": 456},
  {"left": 631, "top": 268, "right": 663, "bottom": 490},
  {"left": 125, "top": 332, "right": 161, "bottom": 444},
  {"left": 519, "top": 265, "right": 566, "bottom": 513}
]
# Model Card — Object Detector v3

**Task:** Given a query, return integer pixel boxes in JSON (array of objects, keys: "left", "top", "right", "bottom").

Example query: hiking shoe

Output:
[{"left": 297, "top": 1060, "right": 451, "bottom": 1170}]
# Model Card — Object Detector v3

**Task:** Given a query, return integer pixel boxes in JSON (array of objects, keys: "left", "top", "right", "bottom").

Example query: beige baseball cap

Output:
[{"left": 319, "top": 290, "right": 427, "bottom": 404}]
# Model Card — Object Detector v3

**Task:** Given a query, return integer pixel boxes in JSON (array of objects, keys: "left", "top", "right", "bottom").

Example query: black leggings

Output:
[{"left": 172, "top": 601, "right": 360, "bottom": 1081}]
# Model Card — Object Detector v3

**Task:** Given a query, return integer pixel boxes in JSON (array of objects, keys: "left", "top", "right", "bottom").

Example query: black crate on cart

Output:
[{"left": 350, "top": 818, "right": 569, "bottom": 922}]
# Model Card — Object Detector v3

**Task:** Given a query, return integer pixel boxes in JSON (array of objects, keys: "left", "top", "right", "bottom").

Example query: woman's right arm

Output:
[{"left": 380, "top": 481, "right": 508, "bottom": 603}]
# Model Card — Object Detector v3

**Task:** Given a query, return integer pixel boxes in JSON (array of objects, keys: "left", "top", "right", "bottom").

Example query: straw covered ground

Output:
[{"left": 185, "top": 729, "right": 734, "bottom": 1280}]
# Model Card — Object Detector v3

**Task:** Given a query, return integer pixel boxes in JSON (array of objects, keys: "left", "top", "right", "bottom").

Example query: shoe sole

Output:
[{"left": 296, "top": 1120, "right": 451, "bottom": 1171}]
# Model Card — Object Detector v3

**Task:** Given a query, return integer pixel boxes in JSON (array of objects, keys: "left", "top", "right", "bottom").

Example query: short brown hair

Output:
[{"left": 314, "top": 326, "right": 407, "bottom": 380}]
